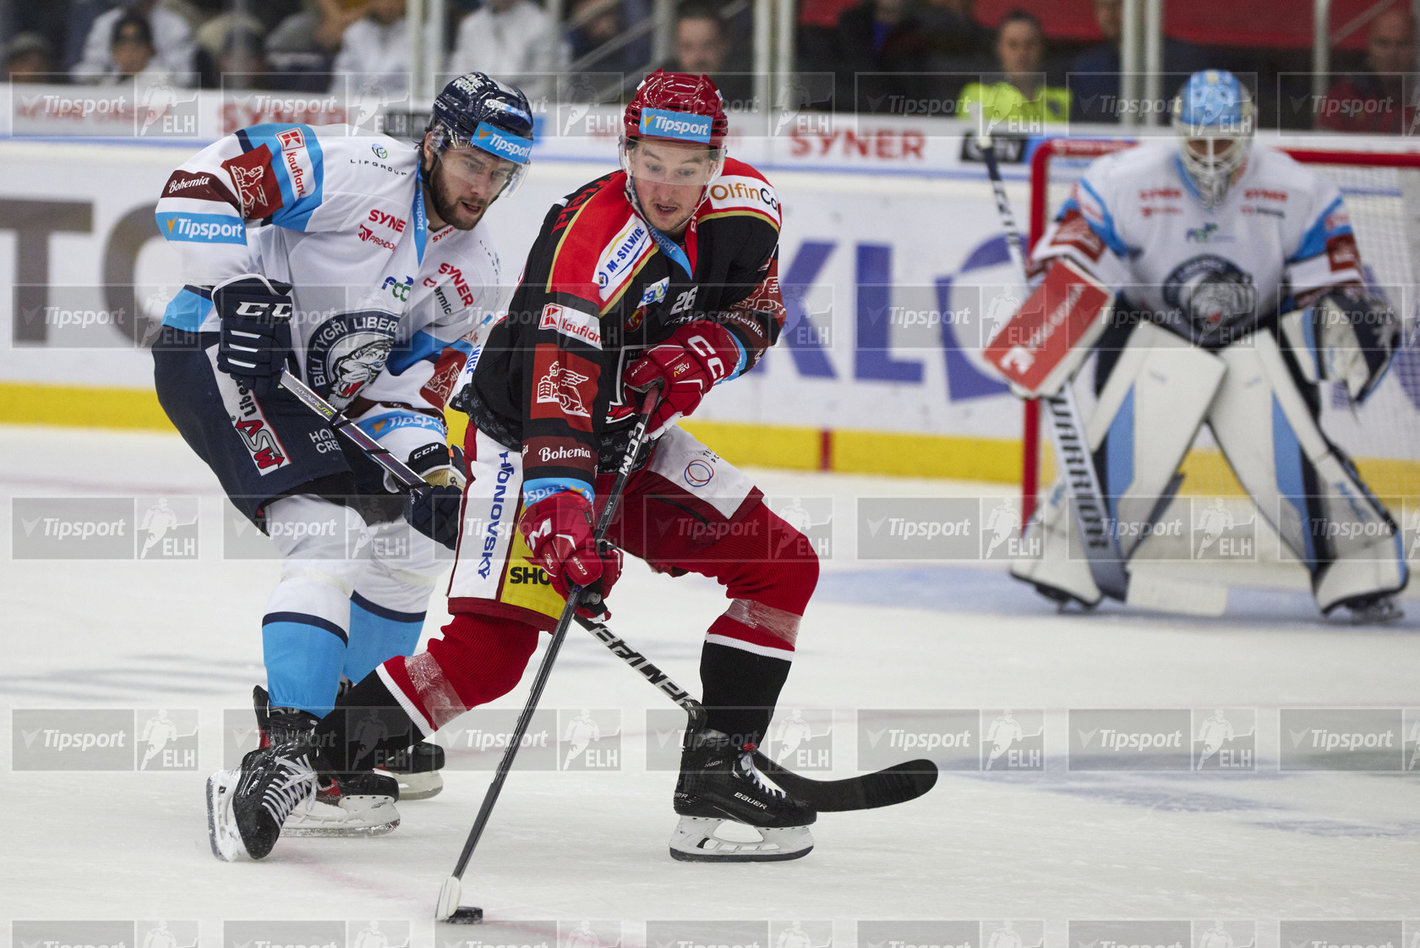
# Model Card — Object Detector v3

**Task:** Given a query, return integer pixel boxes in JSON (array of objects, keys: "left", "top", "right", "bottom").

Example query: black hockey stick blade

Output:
[{"left": 752, "top": 752, "right": 938, "bottom": 812}]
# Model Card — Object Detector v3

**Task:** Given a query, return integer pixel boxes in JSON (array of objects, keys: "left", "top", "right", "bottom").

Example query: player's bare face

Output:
[
  {"left": 428, "top": 145, "right": 518, "bottom": 231},
  {"left": 628, "top": 141, "right": 717, "bottom": 238}
]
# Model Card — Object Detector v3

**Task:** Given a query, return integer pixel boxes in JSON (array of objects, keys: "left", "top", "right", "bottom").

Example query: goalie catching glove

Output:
[
  {"left": 1282, "top": 287, "right": 1397, "bottom": 404},
  {"left": 517, "top": 491, "right": 622, "bottom": 615},
  {"left": 213, "top": 274, "right": 295, "bottom": 398},
  {"left": 403, "top": 443, "right": 466, "bottom": 550},
  {"left": 624, "top": 321, "right": 744, "bottom": 438}
]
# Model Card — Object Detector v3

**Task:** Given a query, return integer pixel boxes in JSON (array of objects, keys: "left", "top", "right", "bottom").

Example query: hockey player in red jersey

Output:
[{"left": 207, "top": 71, "right": 822, "bottom": 864}]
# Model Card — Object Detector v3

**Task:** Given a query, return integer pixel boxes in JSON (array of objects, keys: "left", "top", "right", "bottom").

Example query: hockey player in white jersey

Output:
[
  {"left": 1010, "top": 70, "right": 1407, "bottom": 622},
  {"left": 152, "top": 72, "right": 534, "bottom": 831}
]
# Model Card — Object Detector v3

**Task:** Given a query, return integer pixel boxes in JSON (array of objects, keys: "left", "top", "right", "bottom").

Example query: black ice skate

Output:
[
  {"left": 670, "top": 728, "right": 816, "bottom": 862},
  {"left": 332, "top": 678, "right": 446, "bottom": 800},
  {"left": 251, "top": 686, "right": 400, "bottom": 837},
  {"left": 207, "top": 742, "right": 317, "bottom": 861}
]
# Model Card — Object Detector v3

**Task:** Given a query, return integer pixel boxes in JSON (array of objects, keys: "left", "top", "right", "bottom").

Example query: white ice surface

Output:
[{"left": 2, "top": 426, "right": 1418, "bottom": 946}]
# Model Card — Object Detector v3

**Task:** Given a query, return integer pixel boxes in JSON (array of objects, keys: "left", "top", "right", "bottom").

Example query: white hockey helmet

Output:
[{"left": 1171, "top": 70, "right": 1254, "bottom": 209}]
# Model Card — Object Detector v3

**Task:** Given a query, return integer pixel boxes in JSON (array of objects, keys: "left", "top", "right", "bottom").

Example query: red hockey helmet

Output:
[{"left": 622, "top": 70, "right": 729, "bottom": 149}]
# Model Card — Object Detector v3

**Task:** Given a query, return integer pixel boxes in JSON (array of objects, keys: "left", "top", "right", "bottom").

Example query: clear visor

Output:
[
  {"left": 433, "top": 126, "right": 530, "bottom": 198},
  {"left": 619, "top": 138, "right": 725, "bottom": 187}
]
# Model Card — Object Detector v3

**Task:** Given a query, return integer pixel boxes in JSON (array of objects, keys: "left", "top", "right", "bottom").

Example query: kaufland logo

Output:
[
  {"left": 473, "top": 122, "right": 532, "bottom": 164},
  {"left": 639, "top": 108, "right": 712, "bottom": 143}
]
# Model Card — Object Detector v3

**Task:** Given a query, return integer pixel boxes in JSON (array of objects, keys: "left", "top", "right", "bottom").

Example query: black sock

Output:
[
  {"left": 698, "top": 641, "right": 791, "bottom": 748},
  {"left": 308, "top": 672, "right": 424, "bottom": 774}
]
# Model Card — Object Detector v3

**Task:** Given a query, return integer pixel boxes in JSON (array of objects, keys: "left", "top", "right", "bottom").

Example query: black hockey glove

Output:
[
  {"left": 403, "top": 443, "right": 466, "bottom": 549},
  {"left": 214, "top": 274, "right": 295, "bottom": 398}
]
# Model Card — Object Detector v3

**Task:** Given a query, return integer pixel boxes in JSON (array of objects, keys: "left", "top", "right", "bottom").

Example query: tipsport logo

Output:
[
  {"left": 1069, "top": 920, "right": 1257, "bottom": 948},
  {"left": 12, "top": 496, "right": 199, "bottom": 560},
  {"left": 14, "top": 919, "right": 200, "bottom": 948},
  {"left": 857, "top": 709, "right": 981, "bottom": 772},
  {"left": 858, "top": 919, "right": 1044, "bottom": 948},
  {"left": 1068, "top": 709, "right": 1192, "bottom": 771},
  {"left": 224, "top": 919, "right": 414, "bottom": 948},
  {"left": 645, "top": 920, "right": 768, "bottom": 948},
  {"left": 1279, "top": 919, "right": 1404, "bottom": 948},
  {"left": 12, "top": 709, "right": 199, "bottom": 771},
  {"left": 1280, "top": 708, "right": 1405, "bottom": 771},
  {"left": 438, "top": 708, "right": 623, "bottom": 772}
]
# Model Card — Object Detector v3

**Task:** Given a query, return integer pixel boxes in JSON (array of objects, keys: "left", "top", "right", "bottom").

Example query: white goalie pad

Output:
[
  {"left": 1206, "top": 331, "right": 1407, "bottom": 612},
  {"left": 1013, "top": 322, "right": 1226, "bottom": 605},
  {"left": 984, "top": 259, "right": 1114, "bottom": 397}
]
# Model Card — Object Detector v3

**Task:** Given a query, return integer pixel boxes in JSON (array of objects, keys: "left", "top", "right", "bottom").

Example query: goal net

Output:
[{"left": 1021, "top": 137, "right": 1420, "bottom": 578}]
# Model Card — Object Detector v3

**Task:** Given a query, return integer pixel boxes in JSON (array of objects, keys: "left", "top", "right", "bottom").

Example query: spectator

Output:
[
  {"left": 1319, "top": 6, "right": 1417, "bottom": 133},
  {"left": 72, "top": 0, "right": 197, "bottom": 86},
  {"left": 797, "top": 0, "right": 858, "bottom": 92},
  {"left": 107, "top": 11, "right": 173, "bottom": 85},
  {"left": 667, "top": 2, "right": 753, "bottom": 107},
  {"left": 6, "top": 32, "right": 57, "bottom": 83},
  {"left": 565, "top": 0, "right": 652, "bottom": 99},
  {"left": 835, "top": 0, "right": 935, "bottom": 113},
  {"left": 957, "top": 9, "right": 1069, "bottom": 126},
  {"left": 266, "top": 0, "right": 364, "bottom": 91},
  {"left": 329, "top": 0, "right": 411, "bottom": 98},
  {"left": 218, "top": 25, "right": 280, "bottom": 89},
  {"left": 447, "top": 0, "right": 568, "bottom": 104},
  {"left": 919, "top": 0, "right": 994, "bottom": 99},
  {"left": 1068, "top": 0, "right": 1208, "bottom": 124}
]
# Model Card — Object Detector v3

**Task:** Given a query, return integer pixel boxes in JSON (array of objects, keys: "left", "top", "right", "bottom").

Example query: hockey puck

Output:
[{"left": 435, "top": 876, "right": 484, "bottom": 924}]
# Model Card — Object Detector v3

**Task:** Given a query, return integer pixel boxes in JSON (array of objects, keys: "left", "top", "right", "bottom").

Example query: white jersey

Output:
[
  {"left": 1033, "top": 141, "right": 1363, "bottom": 348},
  {"left": 156, "top": 123, "right": 506, "bottom": 458}
]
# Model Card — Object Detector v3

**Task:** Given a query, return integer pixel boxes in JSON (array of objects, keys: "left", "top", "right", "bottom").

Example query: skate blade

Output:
[
  {"left": 668, "top": 816, "right": 813, "bottom": 862},
  {"left": 206, "top": 769, "right": 248, "bottom": 862},
  {"left": 283, "top": 796, "right": 401, "bottom": 838},
  {"left": 377, "top": 768, "right": 444, "bottom": 800}
]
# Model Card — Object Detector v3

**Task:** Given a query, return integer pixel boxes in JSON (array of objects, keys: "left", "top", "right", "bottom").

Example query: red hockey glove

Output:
[
  {"left": 623, "top": 321, "right": 743, "bottom": 437},
  {"left": 517, "top": 492, "right": 623, "bottom": 614}
]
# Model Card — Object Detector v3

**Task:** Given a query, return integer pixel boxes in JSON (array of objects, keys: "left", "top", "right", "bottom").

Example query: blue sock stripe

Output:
[
  {"left": 261, "top": 619, "right": 348, "bottom": 716},
  {"left": 263, "top": 611, "right": 348, "bottom": 643},
  {"left": 350, "top": 590, "right": 427, "bottom": 624}
]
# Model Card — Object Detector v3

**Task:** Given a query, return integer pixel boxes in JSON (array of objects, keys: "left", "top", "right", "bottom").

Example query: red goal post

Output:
[{"left": 1020, "top": 137, "right": 1420, "bottom": 527}]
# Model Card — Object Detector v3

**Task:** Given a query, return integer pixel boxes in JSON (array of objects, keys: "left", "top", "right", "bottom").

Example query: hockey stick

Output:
[
  {"left": 978, "top": 138, "right": 1227, "bottom": 616},
  {"left": 278, "top": 371, "right": 430, "bottom": 492},
  {"left": 977, "top": 135, "right": 1129, "bottom": 601},
  {"left": 279, "top": 373, "right": 939, "bottom": 810},
  {"left": 435, "top": 385, "right": 662, "bottom": 925},
  {"left": 573, "top": 613, "right": 939, "bottom": 812}
]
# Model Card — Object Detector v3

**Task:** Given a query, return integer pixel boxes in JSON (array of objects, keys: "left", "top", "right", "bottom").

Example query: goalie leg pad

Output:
[
  {"left": 1013, "top": 323, "right": 1225, "bottom": 603},
  {"left": 1207, "top": 332, "right": 1407, "bottom": 612}
]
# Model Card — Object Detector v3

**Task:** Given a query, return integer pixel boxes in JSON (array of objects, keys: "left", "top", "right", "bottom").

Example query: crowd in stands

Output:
[{"left": 3, "top": 0, "right": 1418, "bottom": 133}]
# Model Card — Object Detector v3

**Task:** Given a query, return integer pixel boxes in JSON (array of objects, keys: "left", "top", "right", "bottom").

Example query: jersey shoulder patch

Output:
[{"left": 704, "top": 158, "right": 781, "bottom": 227}]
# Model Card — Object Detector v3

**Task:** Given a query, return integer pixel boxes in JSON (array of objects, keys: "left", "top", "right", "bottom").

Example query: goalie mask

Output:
[
  {"left": 1172, "top": 70, "right": 1254, "bottom": 209},
  {"left": 426, "top": 72, "right": 535, "bottom": 198}
]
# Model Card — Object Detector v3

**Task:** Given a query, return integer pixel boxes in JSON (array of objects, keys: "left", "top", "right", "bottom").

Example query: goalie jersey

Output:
[
  {"left": 1032, "top": 140, "right": 1364, "bottom": 348},
  {"left": 155, "top": 123, "right": 506, "bottom": 451}
]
